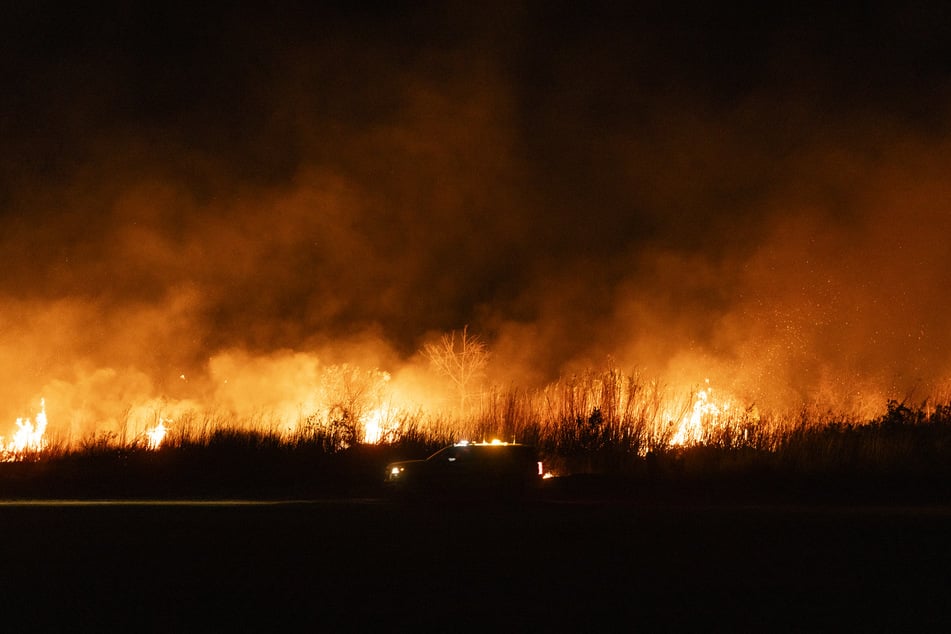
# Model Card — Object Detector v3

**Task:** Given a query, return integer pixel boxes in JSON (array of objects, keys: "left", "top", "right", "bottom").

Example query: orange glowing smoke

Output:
[{"left": 1, "top": 399, "right": 48, "bottom": 461}]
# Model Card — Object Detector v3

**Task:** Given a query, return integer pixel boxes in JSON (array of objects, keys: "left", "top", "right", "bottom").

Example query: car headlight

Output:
[{"left": 389, "top": 466, "right": 404, "bottom": 478}]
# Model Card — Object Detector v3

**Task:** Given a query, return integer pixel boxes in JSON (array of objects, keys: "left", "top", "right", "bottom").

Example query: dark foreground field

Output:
[{"left": 1, "top": 498, "right": 949, "bottom": 632}]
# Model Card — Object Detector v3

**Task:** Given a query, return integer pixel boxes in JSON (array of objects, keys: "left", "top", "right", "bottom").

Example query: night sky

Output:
[{"left": 4, "top": 2, "right": 951, "bottom": 428}]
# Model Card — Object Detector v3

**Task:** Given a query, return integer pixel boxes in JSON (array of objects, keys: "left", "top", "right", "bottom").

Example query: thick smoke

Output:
[{"left": 3, "top": 3, "right": 951, "bottom": 434}]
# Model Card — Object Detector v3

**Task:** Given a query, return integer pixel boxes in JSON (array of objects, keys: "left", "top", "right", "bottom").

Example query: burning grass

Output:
[{"left": 2, "top": 370, "right": 951, "bottom": 501}]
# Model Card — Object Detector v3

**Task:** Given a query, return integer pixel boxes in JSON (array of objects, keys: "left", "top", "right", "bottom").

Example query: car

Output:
[{"left": 384, "top": 440, "right": 544, "bottom": 499}]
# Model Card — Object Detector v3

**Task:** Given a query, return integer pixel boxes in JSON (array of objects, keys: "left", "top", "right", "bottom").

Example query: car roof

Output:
[{"left": 427, "top": 442, "right": 536, "bottom": 460}]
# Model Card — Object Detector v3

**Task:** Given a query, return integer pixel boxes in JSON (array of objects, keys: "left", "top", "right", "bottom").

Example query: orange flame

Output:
[
  {"left": 362, "top": 405, "right": 401, "bottom": 444},
  {"left": 669, "top": 381, "right": 731, "bottom": 446},
  {"left": 144, "top": 419, "right": 169, "bottom": 450},
  {"left": 1, "top": 399, "right": 48, "bottom": 461}
]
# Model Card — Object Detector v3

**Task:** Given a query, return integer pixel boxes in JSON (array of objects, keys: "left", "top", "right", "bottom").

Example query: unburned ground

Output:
[{"left": 0, "top": 499, "right": 948, "bottom": 631}]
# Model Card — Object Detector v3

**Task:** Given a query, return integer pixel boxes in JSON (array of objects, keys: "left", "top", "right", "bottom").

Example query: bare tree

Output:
[{"left": 423, "top": 325, "right": 489, "bottom": 417}]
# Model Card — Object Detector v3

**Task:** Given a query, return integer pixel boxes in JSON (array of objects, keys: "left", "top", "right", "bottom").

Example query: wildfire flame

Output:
[
  {"left": 362, "top": 405, "right": 400, "bottom": 444},
  {"left": 144, "top": 419, "right": 169, "bottom": 450},
  {"left": 1, "top": 399, "right": 48, "bottom": 461},
  {"left": 669, "top": 381, "right": 731, "bottom": 446},
  {"left": 0, "top": 374, "right": 749, "bottom": 460}
]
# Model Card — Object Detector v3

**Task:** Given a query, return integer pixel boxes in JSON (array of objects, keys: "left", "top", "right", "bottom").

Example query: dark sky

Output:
[{"left": 4, "top": 1, "right": 951, "bottom": 425}]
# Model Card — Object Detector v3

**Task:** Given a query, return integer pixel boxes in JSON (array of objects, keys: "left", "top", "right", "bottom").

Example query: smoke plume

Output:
[{"left": 3, "top": 3, "right": 951, "bottom": 432}]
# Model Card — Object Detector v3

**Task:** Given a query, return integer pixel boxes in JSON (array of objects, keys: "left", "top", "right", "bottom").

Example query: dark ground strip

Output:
[{"left": 0, "top": 500, "right": 948, "bottom": 632}]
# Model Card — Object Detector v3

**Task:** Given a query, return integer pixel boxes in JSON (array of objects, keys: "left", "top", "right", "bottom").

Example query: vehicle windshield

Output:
[{"left": 426, "top": 445, "right": 470, "bottom": 462}]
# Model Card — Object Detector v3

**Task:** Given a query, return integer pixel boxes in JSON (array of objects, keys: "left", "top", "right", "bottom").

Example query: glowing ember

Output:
[
  {"left": 144, "top": 419, "right": 169, "bottom": 450},
  {"left": 1, "top": 399, "right": 48, "bottom": 461}
]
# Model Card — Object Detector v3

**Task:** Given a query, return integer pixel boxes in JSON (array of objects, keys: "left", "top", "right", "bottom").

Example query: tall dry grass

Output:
[{"left": 5, "top": 369, "right": 951, "bottom": 485}]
